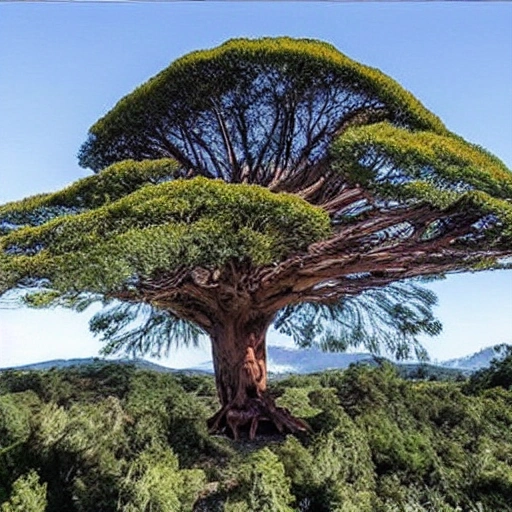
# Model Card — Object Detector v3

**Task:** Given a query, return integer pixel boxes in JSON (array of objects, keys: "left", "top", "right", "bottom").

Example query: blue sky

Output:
[{"left": 0, "top": 2, "right": 511, "bottom": 368}]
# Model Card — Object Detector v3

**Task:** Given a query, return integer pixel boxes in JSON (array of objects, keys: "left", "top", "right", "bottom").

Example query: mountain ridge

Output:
[
  {"left": 2, "top": 344, "right": 507, "bottom": 375},
  {"left": 441, "top": 345, "right": 508, "bottom": 371}
]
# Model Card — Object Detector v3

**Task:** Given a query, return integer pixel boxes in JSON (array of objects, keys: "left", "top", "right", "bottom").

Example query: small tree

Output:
[{"left": 1, "top": 38, "right": 511, "bottom": 438}]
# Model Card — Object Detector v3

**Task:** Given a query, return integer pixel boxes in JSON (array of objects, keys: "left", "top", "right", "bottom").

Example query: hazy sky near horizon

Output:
[{"left": 0, "top": 1, "right": 511, "bottom": 369}]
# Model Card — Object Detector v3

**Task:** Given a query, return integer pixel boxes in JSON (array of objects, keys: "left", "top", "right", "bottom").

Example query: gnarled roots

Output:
[{"left": 207, "top": 393, "right": 310, "bottom": 441}]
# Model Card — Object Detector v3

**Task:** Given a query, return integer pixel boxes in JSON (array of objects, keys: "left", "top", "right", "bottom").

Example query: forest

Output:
[{"left": 1, "top": 351, "right": 511, "bottom": 512}]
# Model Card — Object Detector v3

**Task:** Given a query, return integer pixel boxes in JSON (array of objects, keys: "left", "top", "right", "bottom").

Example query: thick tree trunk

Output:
[{"left": 206, "top": 314, "right": 310, "bottom": 440}]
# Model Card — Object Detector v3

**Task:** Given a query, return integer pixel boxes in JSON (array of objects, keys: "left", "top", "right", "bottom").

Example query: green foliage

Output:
[
  {"left": 466, "top": 344, "right": 512, "bottom": 393},
  {"left": 275, "top": 386, "right": 322, "bottom": 419},
  {"left": 225, "top": 448, "right": 294, "bottom": 512},
  {"left": 35, "top": 397, "right": 126, "bottom": 458},
  {"left": 331, "top": 123, "right": 512, "bottom": 250},
  {"left": 118, "top": 447, "right": 205, "bottom": 512},
  {"left": 0, "top": 363, "right": 511, "bottom": 511},
  {"left": 0, "top": 392, "right": 41, "bottom": 502},
  {"left": 332, "top": 123, "right": 512, "bottom": 199},
  {"left": 1, "top": 176, "right": 330, "bottom": 298},
  {"left": 0, "top": 394, "right": 33, "bottom": 449},
  {"left": 0, "top": 159, "right": 181, "bottom": 233},
  {"left": 79, "top": 37, "right": 447, "bottom": 173},
  {"left": 124, "top": 371, "right": 224, "bottom": 466},
  {"left": 277, "top": 412, "right": 376, "bottom": 511},
  {"left": 33, "top": 397, "right": 128, "bottom": 510},
  {"left": 360, "top": 410, "right": 436, "bottom": 476},
  {"left": 0, "top": 471, "right": 47, "bottom": 512}
]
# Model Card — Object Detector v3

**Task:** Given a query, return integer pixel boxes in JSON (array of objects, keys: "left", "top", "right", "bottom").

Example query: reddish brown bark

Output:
[
  {"left": 112, "top": 180, "right": 512, "bottom": 442},
  {"left": 206, "top": 313, "right": 310, "bottom": 440}
]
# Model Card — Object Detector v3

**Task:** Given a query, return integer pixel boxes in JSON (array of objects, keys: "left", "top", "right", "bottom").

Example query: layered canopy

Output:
[
  {"left": 78, "top": 38, "right": 447, "bottom": 183},
  {"left": 1, "top": 37, "right": 511, "bottom": 359},
  {"left": 0, "top": 167, "right": 330, "bottom": 297}
]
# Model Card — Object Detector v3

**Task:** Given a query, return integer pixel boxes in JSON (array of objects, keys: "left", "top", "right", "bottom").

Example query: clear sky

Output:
[{"left": 0, "top": 1, "right": 511, "bottom": 369}]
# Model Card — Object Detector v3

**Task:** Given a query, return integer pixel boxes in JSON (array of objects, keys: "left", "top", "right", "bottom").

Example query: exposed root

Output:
[{"left": 207, "top": 394, "right": 310, "bottom": 441}]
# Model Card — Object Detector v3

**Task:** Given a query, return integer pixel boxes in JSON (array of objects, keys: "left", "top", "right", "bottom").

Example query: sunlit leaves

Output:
[
  {"left": 332, "top": 123, "right": 512, "bottom": 198},
  {"left": 0, "top": 395, "right": 32, "bottom": 450},
  {"left": 79, "top": 37, "right": 447, "bottom": 176},
  {"left": 0, "top": 159, "right": 181, "bottom": 233},
  {"left": 0, "top": 471, "right": 47, "bottom": 512},
  {"left": 0, "top": 176, "right": 331, "bottom": 296},
  {"left": 331, "top": 123, "right": 512, "bottom": 248},
  {"left": 35, "top": 398, "right": 126, "bottom": 459},
  {"left": 119, "top": 447, "right": 205, "bottom": 512},
  {"left": 225, "top": 447, "right": 295, "bottom": 512}
]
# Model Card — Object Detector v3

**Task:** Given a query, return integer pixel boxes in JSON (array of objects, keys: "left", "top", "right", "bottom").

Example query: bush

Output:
[
  {"left": 0, "top": 471, "right": 47, "bottom": 512},
  {"left": 119, "top": 446, "right": 206, "bottom": 512},
  {"left": 224, "top": 447, "right": 294, "bottom": 512},
  {"left": 466, "top": 345, "right": 512, "bottom": 394}
]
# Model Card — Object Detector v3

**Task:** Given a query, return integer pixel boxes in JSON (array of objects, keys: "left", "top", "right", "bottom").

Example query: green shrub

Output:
[
  {"left": 119, "top": 446, "right": 206, "bottom": 512},
  {"left": 224, "top": 447, "right": 294, "bottom": 512},
  {"left": 0, "top": 364, "right": 511, "bottom": 511},
  {"left": 0, "top": 471, "right": 47, "bottom": 512}
]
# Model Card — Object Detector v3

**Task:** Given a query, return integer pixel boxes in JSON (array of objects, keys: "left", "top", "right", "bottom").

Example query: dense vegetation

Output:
[{"left": 1, "top": 357, "right": 511, "bottom": 511}]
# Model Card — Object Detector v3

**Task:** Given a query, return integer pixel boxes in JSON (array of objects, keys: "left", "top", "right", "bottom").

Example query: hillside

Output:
[
  {"left": 1, "top": 357, "right": 179, "bottom": 374},
  {"left": 443, "top": 345, "right": 509, "bottom": 371},
  {"left": 1, "top": 359, "right": 511, "bottom": 511},
  {"left": 3, "top": 344, "right": 505, "bottom": 377}
]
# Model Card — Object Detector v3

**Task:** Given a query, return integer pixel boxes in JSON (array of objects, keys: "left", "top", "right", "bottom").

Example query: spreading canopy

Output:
[
  {"left": 1, "top": 37, "right": 512, "bottom": 361},
  {"left": 78, "top": 37, "right": 447, "bottom": 182}
]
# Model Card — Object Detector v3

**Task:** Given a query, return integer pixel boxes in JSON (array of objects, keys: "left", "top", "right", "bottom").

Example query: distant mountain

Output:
[
  {"left": 191, "top": 345, "right": 511, "bottom": 375},
  {"left": 0, "top": 350, "right": 375, "bottom": 376},
  {"left": 268, "top": 346, "right": 377, "bottom": 374},
  {"left": 186, "top": 346, "right": 378, "bottom": 375},
  {"left": 0, "top": 357, "right": 179, "bottom": 374},
  {"left": 441, "top": 345, "right": 508, "bottom": 371},
  {"left": 2, "top": 344, "right": 507, "bottom": 376}
]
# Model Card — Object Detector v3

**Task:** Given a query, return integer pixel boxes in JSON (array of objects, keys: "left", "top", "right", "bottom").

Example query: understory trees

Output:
[{"left": 1, "top": 38, "right": 511, "bottom": 438}]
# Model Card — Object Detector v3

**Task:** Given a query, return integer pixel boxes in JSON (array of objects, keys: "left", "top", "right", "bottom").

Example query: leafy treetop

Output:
[
  {"left": 78, "top": 37, "right": 448, "bottom": 179},
  {"left": 1, "top": 37, "right": 511, "bottom": 362},
  {"left": 0, "top": 170, "right": 330, "bottom": 295}
]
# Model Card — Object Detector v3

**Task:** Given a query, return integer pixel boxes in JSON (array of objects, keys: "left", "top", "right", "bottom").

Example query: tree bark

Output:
[{"left": 206, "top": 313, "right": 310, "bottom": 440}]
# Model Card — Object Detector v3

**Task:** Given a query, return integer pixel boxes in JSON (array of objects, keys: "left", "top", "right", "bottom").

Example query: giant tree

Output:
[{"left": 1, "top": 38, "right": 511, "bottom": 438}]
